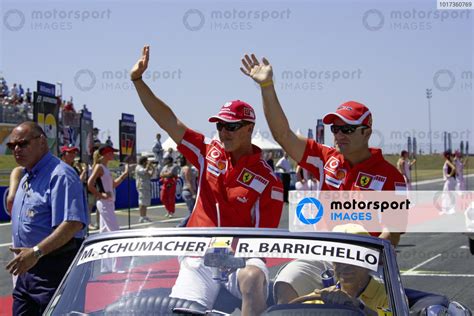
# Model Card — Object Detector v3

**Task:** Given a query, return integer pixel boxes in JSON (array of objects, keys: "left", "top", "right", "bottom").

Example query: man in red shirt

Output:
[
  {"left": 131, "top": 46, "right": 283, "bottom": 315},
  {"left": 240, "top": 54, "right": 406, "bottom": 303}
]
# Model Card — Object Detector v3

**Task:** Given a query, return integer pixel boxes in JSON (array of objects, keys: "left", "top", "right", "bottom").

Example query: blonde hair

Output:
[{"left": 92, "top": 150, "right": 104, "bottom": 168}]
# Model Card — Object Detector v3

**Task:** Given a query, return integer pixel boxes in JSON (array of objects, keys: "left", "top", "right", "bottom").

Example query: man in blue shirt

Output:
[{"left": 5, "top": 121, "right": 88, "bottom": 315}]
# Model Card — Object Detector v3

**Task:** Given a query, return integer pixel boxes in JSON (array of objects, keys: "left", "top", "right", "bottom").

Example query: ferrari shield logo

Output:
[
  {"left": 355, "top": 172, "right": 374, "bottom": 189},
  {"left": 354, "top": 172, "right": 386, "bottom": 190},
  {"left": 360, "top": 175, "right": 371, "bottom": 187},
  {"left": 237, "top": 168, "right": 259, "bottom": 189},
  {"left": 242, "top": 172, "right": 253, "bottom": 183}
]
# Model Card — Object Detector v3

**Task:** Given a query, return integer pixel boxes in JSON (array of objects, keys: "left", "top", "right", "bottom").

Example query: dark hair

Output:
[
  {"left": 138, "top": 156, "right": 148, "bottom": 166},
  {"left": 179, "top": 156, "right": 187, "bottom": 167},
  {"left": 401, "top": 150, "right": 408, "bottom": 157},
  {"left": 443, "top": 150, "right": 452, "bottom": 159}
]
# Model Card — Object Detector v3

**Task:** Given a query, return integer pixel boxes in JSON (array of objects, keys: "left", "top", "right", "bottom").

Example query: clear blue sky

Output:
[{"left": 1, "top": 0, "right": 473, "bottom": 154}]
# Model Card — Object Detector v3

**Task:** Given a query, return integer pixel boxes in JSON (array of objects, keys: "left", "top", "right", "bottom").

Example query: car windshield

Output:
[{"left": 44, "top": 229, "right": 393, "bottom": 316}]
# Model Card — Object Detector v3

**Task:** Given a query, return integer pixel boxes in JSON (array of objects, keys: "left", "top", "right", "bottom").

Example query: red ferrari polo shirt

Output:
[{"left": 177, "top": 128, "right": 284, "bottom": 228}]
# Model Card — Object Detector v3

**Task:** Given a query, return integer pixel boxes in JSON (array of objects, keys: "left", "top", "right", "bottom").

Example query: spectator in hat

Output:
[
  {"left": 60, "top": 145, "right": 95, "bottom": 228},
  {"left": 87, "top": 145, "right": 129, "bottom": 235},
  {"left": 130, "top": 45, "right": 283, "bottom": 315},
  {"left": 60, "top": 145, "right": 87, "bottom": 182}
]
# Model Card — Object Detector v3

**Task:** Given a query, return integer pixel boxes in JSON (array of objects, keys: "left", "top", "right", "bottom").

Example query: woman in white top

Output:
[
  {"left": 441, "top": 151, "right": 456, "bottom": 214},
  {"left": 397, "top": 150, "right": 416, "bottom": 191},
  {"left": 87, "top": 145, "right": 129, "bottom": 233},
  {"left": 454, "top": 151, "right": 467, "bottom": 191},
  {"left": 442, "top": 151, "right": 456, "bottom": 189}
]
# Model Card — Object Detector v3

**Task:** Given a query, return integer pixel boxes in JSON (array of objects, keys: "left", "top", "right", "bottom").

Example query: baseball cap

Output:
[
  {"left": 323, "top": 101, "right": 372, "bottom": 127},
  {"left": 99, "top": 144, "right": 118, "bottom": 155},
  {"left": 208, "top": 100, "right": 256, "bottom": 123},
  {"left": 60, "top": 144, "right": 79, "bottom": 154}
]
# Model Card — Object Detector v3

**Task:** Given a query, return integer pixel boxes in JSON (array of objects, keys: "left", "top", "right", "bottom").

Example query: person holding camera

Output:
[{"left": 135, "top": 156, "right": 155, "bottom": 223}]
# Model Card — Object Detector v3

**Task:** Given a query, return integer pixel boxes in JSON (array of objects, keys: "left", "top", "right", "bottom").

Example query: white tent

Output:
[
  {"left": 162, "top": 137, "right": 177, "bottom": 151},
  {"left": 162, "top": 131, "right": 282, "bottom": 152},
  {"left": 251, "top": 130, "right": 281, "bottom": 150}
]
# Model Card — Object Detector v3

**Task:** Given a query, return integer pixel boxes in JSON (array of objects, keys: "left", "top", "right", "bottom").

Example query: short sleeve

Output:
[
  {"left": 177, "top": 128, "right": 208, "bottom": 171},
  {"left": 50, "top": 171, "right": 87, "bottom": 229}
]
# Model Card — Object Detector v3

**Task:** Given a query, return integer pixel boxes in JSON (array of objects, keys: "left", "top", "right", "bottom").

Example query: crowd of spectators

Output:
[
  {"left": 0, "top": 77, "right": 33, "bottom": 124},
  {"left": 0, "top": 77, "right": 83, "bottom": 126}
]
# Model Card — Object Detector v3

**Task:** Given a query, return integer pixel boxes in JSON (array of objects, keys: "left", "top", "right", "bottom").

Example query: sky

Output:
[{"left": 1, "top": 0, "right": 473, "bottom": 154}]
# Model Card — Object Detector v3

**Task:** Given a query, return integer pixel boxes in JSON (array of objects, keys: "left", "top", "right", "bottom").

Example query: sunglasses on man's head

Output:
[
  {"left": 216, "top": 121, "right": 249, "bottom": 132},
  {"left": 6, "top": 135, "right": 41, "bottom": 151},
  {"left": 330, "top": 124, "right": 368, "bottom": 135}
]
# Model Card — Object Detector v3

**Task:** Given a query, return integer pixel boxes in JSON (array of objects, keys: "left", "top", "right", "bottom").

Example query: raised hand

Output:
[
  {"left": 240, "top": 54, "right": 273, "bottom": 85},
  {"left": 130, "top": 45, "right": 150, "bottom": 80}
]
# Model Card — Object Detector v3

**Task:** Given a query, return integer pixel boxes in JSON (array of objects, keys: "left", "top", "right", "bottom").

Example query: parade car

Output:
[{"left": 43, "top": 228, "right": 472, "bottom": 316}]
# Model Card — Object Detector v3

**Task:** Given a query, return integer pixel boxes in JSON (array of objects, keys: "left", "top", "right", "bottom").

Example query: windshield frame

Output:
[{"left": 44, "top": 227, "right": 410, "bottom": 315}]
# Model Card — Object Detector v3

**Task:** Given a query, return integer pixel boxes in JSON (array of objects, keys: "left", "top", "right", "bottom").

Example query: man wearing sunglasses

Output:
[
  {"left": 131, "top": 46, "right": 283, "bottom": 315},
  {"left": 5, "top": 122, "right": 88, "bottom": 315},
  {"left": 241, "top": 54, "right": 406, "bottom": 303}
]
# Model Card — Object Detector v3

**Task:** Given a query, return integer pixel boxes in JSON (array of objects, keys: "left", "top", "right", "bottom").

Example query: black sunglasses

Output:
[
  {"left": 7, "top": 135, "right": 41, "bottom": 151},
  {"left": 216, "top": 121, "right": 250, "bottom": 132},
  {"left": 330, "top": 125, "right": 368, "bottom": 135}
]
